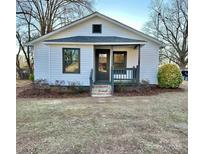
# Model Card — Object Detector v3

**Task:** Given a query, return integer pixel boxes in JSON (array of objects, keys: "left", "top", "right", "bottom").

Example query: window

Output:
[
  {"left": 113, "top": 52, "right": 127, "bottom": 74},
  {"left": 63, "top": 48, "right": 80, "bottom": 73},
  {"left": 98, "top": 54, "right": 107, "bottom": 72},
  {"left": 92, "top": 24, "right": 102, "bottom": 33},
  {"left": 113, "top": 52, "right": 127, "bottom": 68}
]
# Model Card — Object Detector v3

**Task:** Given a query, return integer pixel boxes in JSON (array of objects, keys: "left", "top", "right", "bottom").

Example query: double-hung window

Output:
[{"left": 63, "top": 48, "right": 80, "bottom": 73}]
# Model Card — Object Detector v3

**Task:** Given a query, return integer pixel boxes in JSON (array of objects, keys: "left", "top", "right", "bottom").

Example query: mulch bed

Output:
[
  {"left": 17, "top": 84, "right": 185, "bottom": 98},
  {"left": 17, "top": 88, "right": 90, "bottom": 98},
  {"left": 17, "top": 86, "right": 90, "bottom": 98},
  {"left": 114, "top": 86, "right": 185, "bottom": 96}
]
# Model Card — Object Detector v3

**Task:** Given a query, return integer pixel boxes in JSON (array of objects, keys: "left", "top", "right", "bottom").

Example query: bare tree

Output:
[
  {"left": 16, "top": 0, "right": 94, "bottom": 78},
  {"left": 16, "top": 7, "right": 34, "bottom": 74},
  {"left": 16, "top": 31, "right": 33, "bottom": 74},
  {"left": 143, "top": 0, "right": 188, "bottom": 69},
  {"left": 16, "top": 0, "right": 93, "bottom": 36},
  {"left": 16, "top": 45, "right": 24, "bottom": 79}
]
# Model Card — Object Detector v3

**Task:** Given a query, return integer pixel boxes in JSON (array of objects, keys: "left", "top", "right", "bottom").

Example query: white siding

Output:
[
  {"left": 140, "top": 43, "right": 159, "bottom": 84},
  {"left": 33, "top": 15, "right": 160, "bottom": 85},
  {"left": 34, "top": 43, "right": 49, "bottom": 81},
  {"left": 49, "top": 44, "right": 94, "bottom": 86},
  {"left": 47, "top": 16, "right": 145, "bottom": 40}
]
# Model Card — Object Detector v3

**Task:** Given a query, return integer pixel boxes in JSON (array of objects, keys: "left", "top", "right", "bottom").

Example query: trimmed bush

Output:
[
  {"left": 29, "top": 73, "right": 34, "bottom": 81},
  {"left": 158, "top": 64, "right": 183, "bottom": 88}
]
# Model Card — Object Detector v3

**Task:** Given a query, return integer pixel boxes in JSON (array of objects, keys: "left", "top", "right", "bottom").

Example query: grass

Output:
[{"left": 16, "top": 82, "right": 188, "bottom": 154}]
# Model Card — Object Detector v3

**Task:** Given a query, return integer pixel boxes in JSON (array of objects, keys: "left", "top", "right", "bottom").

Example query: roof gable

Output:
[{"left": 28, "top": 12, "right": 162, "bottom": 46}]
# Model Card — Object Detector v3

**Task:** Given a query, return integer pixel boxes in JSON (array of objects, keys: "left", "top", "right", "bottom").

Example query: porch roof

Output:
[{"left": 44, "top": 36, "right": 146, "bottom": 45}]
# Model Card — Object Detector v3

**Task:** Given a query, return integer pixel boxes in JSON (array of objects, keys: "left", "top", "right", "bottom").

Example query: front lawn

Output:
[{"left": 16, "top": 82, "right": 188, "bottom": 153}]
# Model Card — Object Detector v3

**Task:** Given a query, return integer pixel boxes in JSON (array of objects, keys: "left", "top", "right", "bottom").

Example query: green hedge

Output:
[{"left": 158, "top": 64, "right": 183, "bottom": 88}]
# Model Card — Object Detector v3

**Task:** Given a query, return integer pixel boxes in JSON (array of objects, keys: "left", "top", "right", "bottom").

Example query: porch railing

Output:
[
  {"left": 111, "top": 66, "right": 139, "bottom": 84},
  {"left": 89, "top": 69, "right": 93, "bottom": 94}
]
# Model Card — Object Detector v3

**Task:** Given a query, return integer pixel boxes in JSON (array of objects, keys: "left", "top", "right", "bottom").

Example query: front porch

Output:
[{"left": 90, "top": 44, "right": 142, "bottom": 96}]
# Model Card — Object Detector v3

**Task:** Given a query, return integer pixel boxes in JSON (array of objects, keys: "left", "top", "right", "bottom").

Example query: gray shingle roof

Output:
[{"left": 44, "top": 36, "right": 146, "bottom": 43}]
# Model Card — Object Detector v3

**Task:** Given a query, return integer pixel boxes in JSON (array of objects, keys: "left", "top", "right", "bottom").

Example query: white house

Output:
[{"left": 28, "top": 12, "right": 163, "bottom": 96}]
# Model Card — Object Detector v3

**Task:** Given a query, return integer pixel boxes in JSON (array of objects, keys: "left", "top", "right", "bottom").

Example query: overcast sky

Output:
[{"left": 94, "top": 0, "right": 152, "bottom": 30}]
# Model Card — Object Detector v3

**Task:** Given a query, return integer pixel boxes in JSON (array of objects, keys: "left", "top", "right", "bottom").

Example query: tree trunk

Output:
[{"left": 179, "top": 62, "right": 187, "bottom": 69}]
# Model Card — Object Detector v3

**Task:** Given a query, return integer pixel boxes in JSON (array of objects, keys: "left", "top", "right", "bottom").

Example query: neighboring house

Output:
[{"left": 28, "top": 12, "right": 163, "bottom": 96}]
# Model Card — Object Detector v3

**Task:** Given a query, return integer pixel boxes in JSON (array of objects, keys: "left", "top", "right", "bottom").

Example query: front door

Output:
[{"left": 95, "top": 49, "right": 110, "bottom": 82}]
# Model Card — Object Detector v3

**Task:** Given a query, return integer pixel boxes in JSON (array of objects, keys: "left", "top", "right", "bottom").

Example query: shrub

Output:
[
  {"left": 29, "top": 73, "right": 34, "bottom": 81},
  {"left": 55, "top": 80, "right": 65, "bottom": 86},
  {"left": 139, "top": 80, "right": 151, "bottom": 90},
  {"left": 158, "top": 64, "right": 183, "bottom": 88},
  {"left": 51, "top": 81, "right": 88, "bottom": 94},
  {"left": 68, "top": 81, "right": 86, "bottom": 93},
  {"left": 33, "top": 79, "right": 48, "bottom": 89},
  {"left": 115, "top": 81, "right": 126, "bottom": 92}
]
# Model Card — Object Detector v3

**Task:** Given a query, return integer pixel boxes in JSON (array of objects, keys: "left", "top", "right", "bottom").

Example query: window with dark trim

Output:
[
  {"left": 63, "top": 48, "right": 80, "bottom": 73},
  {"left": 92, "top": 24, "right": 102, "bottom": 33},
  {"left": 113, "top": 51, "right": 127, "bottom": 74}
]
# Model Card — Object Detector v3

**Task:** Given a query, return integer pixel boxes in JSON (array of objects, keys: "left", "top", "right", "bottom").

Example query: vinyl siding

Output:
[
  {"left": 33, "top": 15, "right": 159, "bottom": 85},
  {"left": 34, "top": 43, "right": 49, "bottom": 81},
  {"left": 49, "top": 44, "right": 94, "bottom": 86},
  {"left": 140, "top": 43, "right": 159, "bottom": 84},
  {"left": 47, "top": 16, "right": 145, "bottom": 40}
]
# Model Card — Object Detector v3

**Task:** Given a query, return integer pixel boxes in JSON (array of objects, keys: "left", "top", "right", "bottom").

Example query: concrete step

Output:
[{"left": 91, "top": 84, "right": 112, "bottom": 97}]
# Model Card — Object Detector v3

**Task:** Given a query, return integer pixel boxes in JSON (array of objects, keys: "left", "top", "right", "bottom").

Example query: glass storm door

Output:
[{"left": 95, "top": 49, "right": 110, "bottom": 82}]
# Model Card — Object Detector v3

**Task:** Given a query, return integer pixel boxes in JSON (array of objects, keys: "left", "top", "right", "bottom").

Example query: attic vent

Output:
[{"left": 92, "top": 24, "right": 102, "bottom": 33}]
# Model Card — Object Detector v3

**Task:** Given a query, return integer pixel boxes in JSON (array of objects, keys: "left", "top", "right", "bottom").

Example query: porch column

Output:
[
  {"left": 92, "top": 45, "right": 95, "bottom": 82},
  {"left": 110, "top": 45, "right": 113, "bottom": 82},
  {"left": 138, "top": 45, "right": 141, "bottom": 83}
]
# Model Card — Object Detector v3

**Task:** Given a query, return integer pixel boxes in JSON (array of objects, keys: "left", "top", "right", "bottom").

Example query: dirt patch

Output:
[
  {"left": 16, "top": 80, "right": 32, "bottom": 88},
  {"left": 16, "top": 80, "right": 33, "bottom": 96},
  {"left": 114, "top": 86, "right": 185, "bottom": 96},
  {"left": 16, "top": 80, "right": 90, "bottom": 98},
  {"left": 17, "top": 86, "right": 90, "bottom": 98}
]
